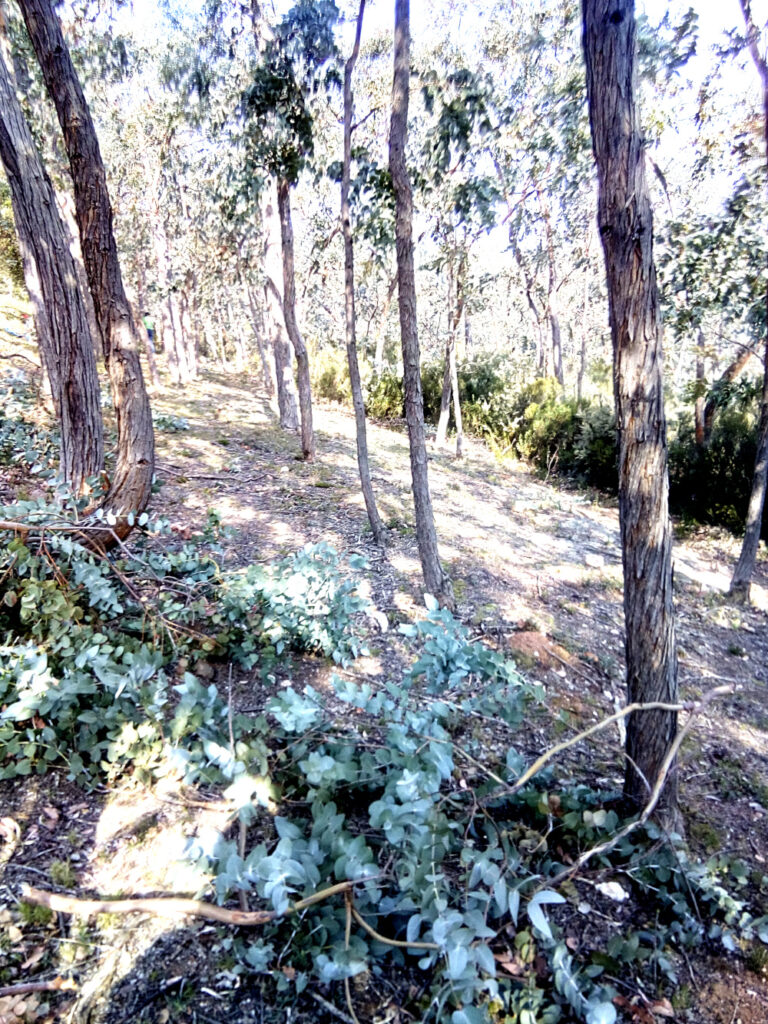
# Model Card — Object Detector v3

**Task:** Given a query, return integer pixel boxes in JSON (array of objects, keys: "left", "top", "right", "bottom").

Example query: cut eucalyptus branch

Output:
[{"left": 21, "top": 880, "right": 358, "bottom": 927}]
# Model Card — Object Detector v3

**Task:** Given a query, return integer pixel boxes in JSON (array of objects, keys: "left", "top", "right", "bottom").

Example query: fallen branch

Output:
[
  {"left": 21, "top": 879, "right": 357, "bottom": 927},
  {"left": 0, "top": 977, "right": 76, "bottom": 997},
  {"left": 481, "top": 684, "right": 736, "bottom": 805},
  {"left": 0, "top": 351, "right": 40, "bottom": 368},
  {"left": 545, "top": 684, "right": 736, "bottom": 888},
  {"left": 350, "top": 904, "right": 439, "bottom": 951}
]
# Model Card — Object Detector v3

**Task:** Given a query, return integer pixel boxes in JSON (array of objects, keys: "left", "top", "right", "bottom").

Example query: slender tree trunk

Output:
[
  {"left": 374, "top": 273, "right": 398, "bottom": 372},
  {"left": 731, "top": 338, "right": 768, "bottom": 598},
  {"left": 262, "top": 187, "right": 299, "bottom": 429},
  {"left": 19, "top": 0, "right": 154, "bottom": 540},
  {"left": 731, "top": 1, "right": 768, "bottom": 599},
  {"left": 342, "top": 0, "right": 384, "bottom": 543},
  {"left": 436, "top": 252, "right": 465, "bottom": 455},
  {"left": 702, "top": 346, "right": 755, "bottom": 443},
  {"left": 539, "top": 189, "right": 565, "bottom": 386},
  {"left": 583, "top": 0, "right": 678, "bottom": 818},
  {"left": 276, "top": 177, "right": 315, "bottom": 461},
  {"left": 694, "top": 330, "right": 706, "bottom": 446},
  {"left": 390, "top": 0, "right": 453, "bottom": 607},
  {"left": 0, "top": 12, "right": 103, "bottom": 493},
  {"left": 241, "top": 272, "right": 274, "bottom": 396},
  {"left": 577, "top": 251, "right": 591, "bottom": 403}
]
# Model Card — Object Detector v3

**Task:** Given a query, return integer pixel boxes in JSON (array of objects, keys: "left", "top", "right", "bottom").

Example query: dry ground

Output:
[{"left": 1, "top": 351, "right": 767, "bottom": 1024}]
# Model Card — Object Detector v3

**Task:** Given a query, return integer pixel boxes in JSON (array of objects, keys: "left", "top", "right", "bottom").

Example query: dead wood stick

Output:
[
  {"left": 0, "top": 977, "right": 76, "bottom": 996},
  {"left": 544, "top": 684, "right": 733, "bottom": 889},
  {"left": 350, "top": 905, "right": 439, "bottom": 951},
  {"left": 21, "top": 880, "right": 356, "bottom": 927},
  {"left": 0, "top": 351, "right": 41, "bottom": 368},
  {"left": 481, "top": 684, "right": 736, "bottom": 805}
]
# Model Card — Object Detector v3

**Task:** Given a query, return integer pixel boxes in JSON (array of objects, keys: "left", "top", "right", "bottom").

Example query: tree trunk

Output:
[
  {"left": 19, "top": 0, "right": 154, "bottom": 541},
  {"left": 389, "top": 0, "right": 453, "bottom": 607},
  {"left": 373, "top": 273, "right": 398, "bottom": 372},
  {"left": 730, "top": 337, "right": 768, "bottom": 599},
  {"left": 436, "top": 253, "right": 465, "bottom": 455},
  {"left": 731, "top": 0, "right": 768, "bottom": 600},
  {"left": 694, "top": 330, "right": 706, "bottom": 446},
  {"left": 342, "top": 0, "right": 384, "bottom": 543},
  {"left": 276, "top": 177, "right": 315, "bottom": 461},
  {"left": 262, "top": 186, "right": 299, "bottom": 430},
  {"left": 242, "top": 275, "right": 275, "bottom": 396},
  {"left": 0, "top": 13, "right": 103, "bottom": 493},
  {"left": 702, "top": 345, "right": 755, "bottom": 443},
  {"left": 583, "top": 0, "right": 678, "bottom": 818},
  {"left": 538, "top": 189, "right": 565, "bottom": 386}
]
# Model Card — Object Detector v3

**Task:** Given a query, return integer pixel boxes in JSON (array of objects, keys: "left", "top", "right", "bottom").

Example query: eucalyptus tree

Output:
[
  {"left": 0, "top": 6, "right": 103, "bottom": 492},
  {"left": 390, "top": 0, "right": 453, "bottom": 607},
  {"left": 487, "top": 0, "right": 594, "bottom": 388},
  {"left": 243, "top": 0, "right": 344, "bottom": 461},
  {"left": 583, "top": 0, "right": 678, "bottom": 818},
  {"left": 17, "top": 0, "right": 155, "bottom": 540},
  {"left": 730, "top": 0, "right": 768, "bottom": 601},
  {"left": 416, "top": 63, "right": 498, "bottom": 453},
  {"left": 341, "top": 0, "right": 384, "bottom": 542}
]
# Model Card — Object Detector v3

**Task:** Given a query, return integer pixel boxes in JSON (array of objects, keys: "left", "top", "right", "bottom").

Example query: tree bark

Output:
[
  {"left": 0, "top": 11, "right": 103, "bottom": 493},
  {"left": 276, "top": 177, "right": 315, "bottom": 461},
  {"left": 582, "top": 0, "right": 678, "bottom": 818},
  {"left": 18, "top": 0, "right": 154, "bottom": 540},
  {"left": 342, "top": 0, "right": 384, "bottom": 543},
  {"left": 389, "top": 0, "right": 453, "bottom": 607},
  {"left": 729, "top": 0, "right": 768, "bottom": 600}
]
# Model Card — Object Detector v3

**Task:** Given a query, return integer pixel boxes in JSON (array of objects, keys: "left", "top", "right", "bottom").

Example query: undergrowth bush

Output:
[{"left": 311, "top": 347, "right": 353, "bottom": 405}]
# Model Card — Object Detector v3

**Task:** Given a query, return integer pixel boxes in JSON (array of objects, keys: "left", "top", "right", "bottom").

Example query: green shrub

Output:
[
  {"left": 669, "top": 406, "right": 765, "bottom": 537},
  {"left": 366, "top": 366, "right": 404, "bottom": 418},
  {"left": 311, "top": 347, "right": 353, "bottom": 405}
]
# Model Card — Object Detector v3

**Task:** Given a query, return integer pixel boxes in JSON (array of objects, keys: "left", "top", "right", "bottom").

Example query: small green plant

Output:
[
  {"left": 153, "top": 413, "right": 190, "bottom": 432},
  {"left": 49, "top": 859, "right": 76, "bottom": 887},
  {"left": 18, "top": 903, "right": 54, "bottom": 927}
]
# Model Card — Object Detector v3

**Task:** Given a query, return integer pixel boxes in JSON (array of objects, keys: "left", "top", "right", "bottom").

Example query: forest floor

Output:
[{"left": 1, "top": 355, "right": 768, "bottom": 1024}]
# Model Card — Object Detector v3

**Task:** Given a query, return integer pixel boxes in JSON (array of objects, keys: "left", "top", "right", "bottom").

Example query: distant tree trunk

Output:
[
  {"left": 694, "top": 330, "right": 706, "bottom": 446},
  {"left": 240, "top": 268, "right": 274, "bottom": 396},
  {"left": 342, "top": 0, "right": 384, "bottom": 543},
  {"left": 0, "top": 18, "right": 103, "bottom": 493},
  {"left": 374, "top": 273, "right": 398, "bottom": 372},
  {"left": 583, "top": 0, "right": 678, "bottom": 819},
  {"left": 730, "top": 0, "right": 768, "bottom": 599},
  {"left": 134, "top": 272, "right": 161, "bottom": 389},
  {"left": 703, "top": 345, "right": 755, "bottom": 443},
  {"left": 539, "top": 192, "right": 565, "bottom": 386},
  {"left": 18, "top": 0, "right": 154, "bottom": 541},
  {"left": 262, "top": 186, "right": 299, "bottom": 430},
  {"left": 577, "top": 249, "right": 591, "bottom": 403},
  {"left": 390, "top": 0, "right": 453, "bottom": 607},
  {"left": 436, "top": 252, "right": 465, "bottom": 456},
  {"left": 276, "top": 177, "right": 315, "bottom": 461}
]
